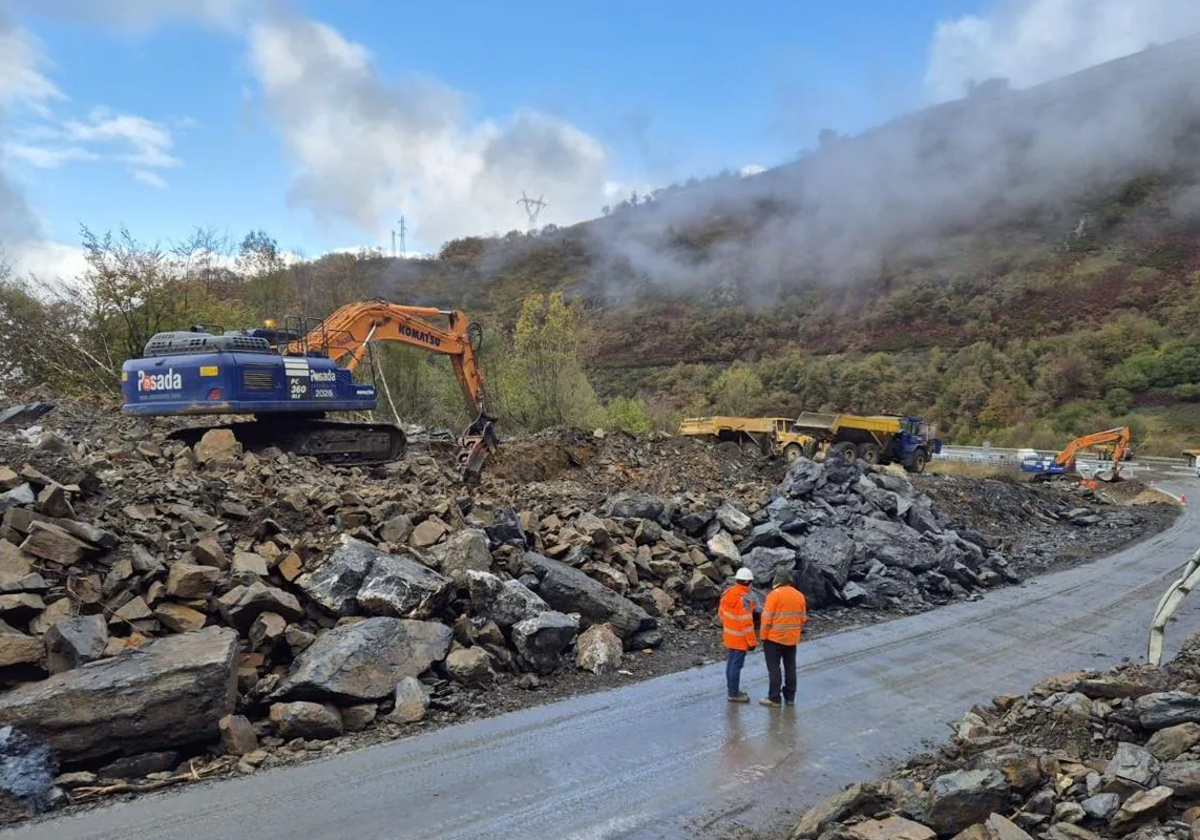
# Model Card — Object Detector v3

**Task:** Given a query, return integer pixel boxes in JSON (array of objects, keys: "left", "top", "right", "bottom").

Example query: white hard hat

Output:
[{"left": 735, "top": 567, "right": 754, "bottom": 582}]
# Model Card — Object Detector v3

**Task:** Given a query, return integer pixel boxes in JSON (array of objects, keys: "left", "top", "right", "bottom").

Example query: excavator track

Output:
[{"left": 168, "top": 419, "right": 406, "bottom": 466}]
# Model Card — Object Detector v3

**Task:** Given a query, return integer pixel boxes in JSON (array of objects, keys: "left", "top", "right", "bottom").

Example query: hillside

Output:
[
  {"left": 321, "top": 36, "right": 1200, "bottom": 453},
  {"left": 8, "top": 37, "right": 1200, "bottom": 453}
]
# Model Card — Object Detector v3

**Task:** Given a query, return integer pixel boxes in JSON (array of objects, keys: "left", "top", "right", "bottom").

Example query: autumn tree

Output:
[
  {"left": 710, "top": 362, "right": 765, "bottom": 415},
  {"left": 237, "top": 230, "right": 292, "bottom": 318},
  {"left": 500, "top": 291, "right": 604, "bottom": 430}
]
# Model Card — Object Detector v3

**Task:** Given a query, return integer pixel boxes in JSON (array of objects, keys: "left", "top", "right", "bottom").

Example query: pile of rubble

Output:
[
  {"left": 747, "top": 457, "right": 1021, "bottom": 611},
  {"left": 0, "top": 396, "right": 1175, "bottom": 821},
  {"left": 914, "top": 474, "right": 1176, "bottom": 578},
  {"left": 787, "top": 630, "right": 1200, "bottom": 840}
]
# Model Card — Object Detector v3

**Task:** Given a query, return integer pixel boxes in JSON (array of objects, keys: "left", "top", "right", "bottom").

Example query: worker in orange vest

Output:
[
  {"left": 758, "top": 567, "right": 808, "bottom": 708},
  {"left": 719, "top": 567, "right": 759, "bottom": 703}
]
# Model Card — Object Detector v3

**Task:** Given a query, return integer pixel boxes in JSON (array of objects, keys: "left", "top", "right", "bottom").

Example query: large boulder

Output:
[
  {"left": 1105, "top": 742, "right": 1160, "bottom": 788},
  {"left": 445, "top": 647, "right": 495, "bottom": 688},
  {"left": 790, "top": 782, "right": 890, "bottom": 839},
  {"left": 607, "top": 493, "right": 665, "bottom": 521},
  {"left": 296, "top": 539, "right": 374, "bottom": 616},
  {"left": 796, "top": 527, "right": 856, "bottom": 588},
  {"left": 356, "top": 553, "right": 452, "bottom": 619},
  {"left": 1159, "top": 759, "right": 1200, "bottom": 795},
  {"left": 465, "top": 570, "right": 549, "bottom": 628},
  {"left": 297, "top": 538, "right": 452, "bottom": 620},
  {"left": 923, "top": 769, "right": 1010, "bottom": 837},
  {"left": 0, "top": 726, "right": 61, "bottom": 823},
  {"left": 522, "top": 552, "right": 654, "bottom": 640},
  {"left": 512, "top": 611, "right": 579, "bottom": 675},
  {"left": 742, "top": 546, "right": 796, "bottom": 589},
  {"left": 268, "top": 702, "right": 343, "bottom": 741},
  {"left": 427, "top": 529, "right": 493, "bottom": 581},
  {"left": 1134, "top": 691, "right": 1200, "bottom": 730},
  {"left": 0, "top": 626, "right": 238, "bottom": 762},
  {"left": 273, "top": 617, "right": 452, "bottom": 703},
  {"left": 576, "top": 623, "right": 623, "bottom": 675},
  {"left": 852, "top": 519, "right": 940, "bottom": 573},
  {"left": 1145, "top": 722, "right": 1200, "bottom": 760},
  {"left": 43, "top": 615, "right": 107, "bottom": 674},
  {"left": 217, "top": 582, "right": 303, "bottom": 632}
]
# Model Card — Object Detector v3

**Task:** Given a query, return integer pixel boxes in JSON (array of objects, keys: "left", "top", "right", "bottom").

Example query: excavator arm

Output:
[
  {"left": 285, "top": 300, "right": 498, "bottom": 483},
  {"left": 1055, "top": 426, "right": 1130, "bottom": 481}
]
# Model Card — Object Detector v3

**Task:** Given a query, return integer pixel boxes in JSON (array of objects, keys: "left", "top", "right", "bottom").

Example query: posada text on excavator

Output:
[{"left": 119, "top": 299, "right": 499, "bottom": 483}]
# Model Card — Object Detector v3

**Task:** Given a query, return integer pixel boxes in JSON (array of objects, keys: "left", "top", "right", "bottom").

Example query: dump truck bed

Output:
[
  {"left": 792, "top": 412, "right": 903, "bottom": 435},
  {"left": 678, "top": 416, "right": 792, "bottom": 436}
]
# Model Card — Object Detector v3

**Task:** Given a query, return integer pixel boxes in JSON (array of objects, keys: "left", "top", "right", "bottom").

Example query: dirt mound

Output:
[
  {"left": 487, "top": 427, "right": 783, "bottom": 500},
  {"left": 912, "top": 473, "right": 1177, "bottom": 576}
]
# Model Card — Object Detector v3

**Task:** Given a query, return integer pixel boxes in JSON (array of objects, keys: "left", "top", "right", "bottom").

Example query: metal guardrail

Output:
[{"left": 934, "top": 444, "right": 1190, "bottom": 470}]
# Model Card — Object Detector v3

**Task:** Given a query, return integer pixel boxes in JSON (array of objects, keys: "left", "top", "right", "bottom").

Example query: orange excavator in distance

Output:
[
  {"left": 120, "top": 299, "right": 499, "bottom": 483},
  {"left": 1019, "top": 426, "right": 1132, "bottom": 485}
]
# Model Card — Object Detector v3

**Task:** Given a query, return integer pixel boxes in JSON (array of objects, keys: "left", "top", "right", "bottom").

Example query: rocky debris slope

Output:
[
  {"left": 913, "top": 475, "right": 1176, "bottom": 578},
  {"left": 786, "top": 629, "right": 1200, "bottom": 840},
  {"left": 0, "top": 394, "right": 1174, "bottom": 821},
  {"left": 753, "top": 458, "right": 1172, "bottom": 613}
]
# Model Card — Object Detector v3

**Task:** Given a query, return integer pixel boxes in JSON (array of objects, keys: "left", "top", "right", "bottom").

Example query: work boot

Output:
[
  {"left": 728, "top": 692, "right": 750, "bottom": 703},
  {"left": 760, "top": 697, "right": 781, "bottom": 708}
]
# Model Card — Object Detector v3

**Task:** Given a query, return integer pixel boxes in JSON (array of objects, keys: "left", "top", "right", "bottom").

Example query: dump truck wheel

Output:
[
  {"left": 904, "top": 448, "right": 928, "bottom": 473},
  {"left": 856, "top": 442, "right": 881, "bottom": 464},
  {"left": 783, "top": 443, "right": 804, "bottom": 463},
  {"left": 830, "top": 442, "right": 857, "bottom": 463}
]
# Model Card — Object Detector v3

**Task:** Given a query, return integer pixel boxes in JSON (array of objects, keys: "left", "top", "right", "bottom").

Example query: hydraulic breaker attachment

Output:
[{"left": 458, "top": 413, "right": 499, "bottom": 485}]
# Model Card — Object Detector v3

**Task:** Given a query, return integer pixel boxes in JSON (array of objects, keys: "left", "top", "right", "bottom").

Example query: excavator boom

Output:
[{"left": 287, "top": 301, "right": 487, "bottom": 417}]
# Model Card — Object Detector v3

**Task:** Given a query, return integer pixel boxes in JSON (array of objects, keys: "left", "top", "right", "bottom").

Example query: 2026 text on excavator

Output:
[{"left": 118, "top": 299, "right": 499, "bottom": 483}]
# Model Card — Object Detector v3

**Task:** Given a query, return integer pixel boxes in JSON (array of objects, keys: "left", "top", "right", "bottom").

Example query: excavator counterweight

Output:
[{"left": 119, "top": 299, "right": 498, "bottom": 483}]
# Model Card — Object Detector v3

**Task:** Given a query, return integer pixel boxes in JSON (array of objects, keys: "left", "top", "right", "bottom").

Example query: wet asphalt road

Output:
[{"left": 11, "top": 469, "right": 1200, "bottom": 840}]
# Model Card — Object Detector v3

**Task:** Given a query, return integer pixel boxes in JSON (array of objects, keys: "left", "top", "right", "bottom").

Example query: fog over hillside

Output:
[{"left": 580, "top": 33, "right": 1200, "bottom": 303}]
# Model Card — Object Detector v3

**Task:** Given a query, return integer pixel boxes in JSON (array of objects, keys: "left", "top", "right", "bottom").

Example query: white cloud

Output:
[
  {"left": 0, "top": 25, "right": 62, "bottom": 112},
  {"left": 247, "top": 16, "right": 614, "bottom": 250},
  {"left": 925, "top": 0, "right": 1200, "bottom": 102},
  {"left": 3, "top": 142, "right": 98, "bottom": 168},
  {"left": 6, "top": 239, "right": 87, "bottom": 282},
  {"left": 740, "top": 164, "right": 766, "bottom": 177},
  {"left": 7, "top": 107, "right": 183, "bottom": 185},
  {"left": 61, "top": 108, "right": 181, "bottom": 169}
]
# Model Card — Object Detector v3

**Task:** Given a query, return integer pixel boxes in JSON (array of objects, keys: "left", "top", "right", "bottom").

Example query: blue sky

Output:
[{"left": 1, "top": 0, "right": 1194, "bottom": 276}]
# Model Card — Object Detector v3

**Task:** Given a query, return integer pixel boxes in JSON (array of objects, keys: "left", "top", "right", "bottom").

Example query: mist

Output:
[{"left": 575, "top": 31, "right": 1200, "bottom": 305}]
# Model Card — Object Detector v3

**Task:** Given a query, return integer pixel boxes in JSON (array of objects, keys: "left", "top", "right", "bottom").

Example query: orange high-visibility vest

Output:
[
  {"left": 760, "top": 584, "right": 808, "bottom": 646},
  {"left": 719, "top": 584, "right": 757, "bottom": 650}
]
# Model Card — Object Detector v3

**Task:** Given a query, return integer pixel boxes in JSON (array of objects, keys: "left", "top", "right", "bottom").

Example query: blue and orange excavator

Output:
[{"left": 119, "top": 300, "right": 499, "bottom": 482}]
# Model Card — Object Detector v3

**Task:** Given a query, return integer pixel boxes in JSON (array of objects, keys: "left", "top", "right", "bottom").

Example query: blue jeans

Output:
[{"left": 725, "top": 649, "right": 747, "bottom": 696}]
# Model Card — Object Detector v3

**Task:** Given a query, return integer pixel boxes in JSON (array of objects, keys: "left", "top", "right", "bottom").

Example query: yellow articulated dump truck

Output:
[
  {"left": 790, "top": 412, "right": 942, "bottom": 473},
  {"left": 677, "top": 416, "right": 817, "bottom": 463}
]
